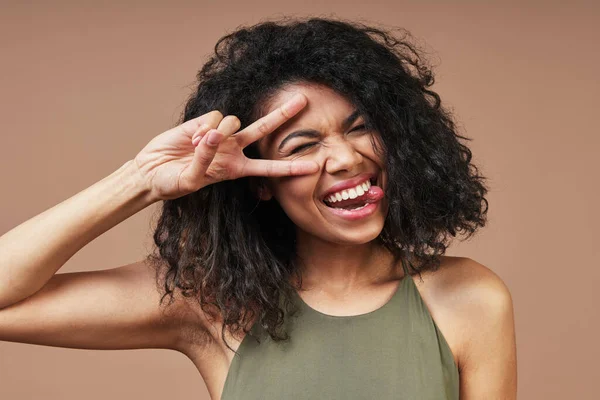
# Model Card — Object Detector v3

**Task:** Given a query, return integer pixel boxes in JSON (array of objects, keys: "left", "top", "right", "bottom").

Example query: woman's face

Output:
[{"left": 256, "top": 82, "right": 388, "bottom": 245}]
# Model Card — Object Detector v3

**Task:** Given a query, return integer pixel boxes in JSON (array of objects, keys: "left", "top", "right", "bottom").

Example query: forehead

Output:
[
  {"left": 258, "top": 83, "right": 357, "bottom": 150},
  {"left": 263, "top": 82, "right": 354, "bottom": 114}
]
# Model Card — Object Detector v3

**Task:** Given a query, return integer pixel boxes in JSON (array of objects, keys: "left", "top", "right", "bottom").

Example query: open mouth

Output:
[{"left": 321, "top": 177, "right": 378, "bottom": 211}]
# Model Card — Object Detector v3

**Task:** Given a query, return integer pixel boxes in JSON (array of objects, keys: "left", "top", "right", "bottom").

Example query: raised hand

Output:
[{"left": 132, "top": 93, "right": 318, "bottom": 201}]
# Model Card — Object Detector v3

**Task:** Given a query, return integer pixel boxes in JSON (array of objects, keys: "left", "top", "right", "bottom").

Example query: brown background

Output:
[{"left": 1, "top": 1, "right": 598, "bottom": 399}]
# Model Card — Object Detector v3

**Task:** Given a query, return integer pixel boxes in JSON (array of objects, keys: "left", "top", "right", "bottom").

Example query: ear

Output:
[{"left": 249, "top": 177, "right": 273, "bottom": 201}]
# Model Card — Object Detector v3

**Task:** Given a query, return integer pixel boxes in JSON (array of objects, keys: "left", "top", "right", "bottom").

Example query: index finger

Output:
[{"left": 235, "top": 93, "right": 307, "bottom": 148}]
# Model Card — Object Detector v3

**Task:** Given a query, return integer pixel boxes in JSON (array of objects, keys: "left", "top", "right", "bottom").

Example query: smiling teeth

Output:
[{"left": 325, "top": 179, "right": 371, "bottom": 203}]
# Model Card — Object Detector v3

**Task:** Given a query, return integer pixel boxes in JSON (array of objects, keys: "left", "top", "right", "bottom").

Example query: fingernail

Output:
[
  {"left": 192, "top": 124, "right": 210, "bottom": 144},
  {"left": 207, "top": 129, "right": 223, "bottom": 146}
]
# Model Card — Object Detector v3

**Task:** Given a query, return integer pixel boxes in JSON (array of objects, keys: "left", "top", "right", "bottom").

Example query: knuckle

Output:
[
  {"left": 208, "top": 110, "right": 225, "bottom": 126},
  {"left": 197, "top": 147, "right": 217, "bottom": 163},
  {"left": 280, "top": 105, "right": 291, "bottom": 119},
  {"left": 197, "top": 155, "right": 213, "bottom": 167},
  {"left": 208, "top": 165, "right": 228, "bottom": 182},
  {"left": 222, "top": 115, "right": 242, "bottom": 131},
  {"left": 238, "top": 158, "right": 250, "bottom": 176},
  {"left": 225, "top": 115, "right": 240, "bottom": 125},
  {"left": 197, "top": 110, "right": 224, "bottom": 129},
  {"left": 232, "top": 116, "right": 242, "bottom": 130},
  {"left": 257, "top": 120, "right": 270, "bottom": 134},
  {"left": 211, "top": 110, "right": 224, "bottom": 119}
]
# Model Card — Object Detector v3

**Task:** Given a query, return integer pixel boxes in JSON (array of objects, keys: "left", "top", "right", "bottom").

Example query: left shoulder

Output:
[
  {"left": 429, "top": 256, "right": 517, "bottom": 398},
  {"left": 436, "top": 256, "right": 513, "bottom": 309},
  {"left": 419, "top": 256, "right": 513, "bottom": 318},
  {"left": 427, "top": 256, "right": 515, "bottom": 350}
]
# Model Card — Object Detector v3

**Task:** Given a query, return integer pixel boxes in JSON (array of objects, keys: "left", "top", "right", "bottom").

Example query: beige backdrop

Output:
[{"left": 1, "top": 1, "right": 598, "bottom": 399}]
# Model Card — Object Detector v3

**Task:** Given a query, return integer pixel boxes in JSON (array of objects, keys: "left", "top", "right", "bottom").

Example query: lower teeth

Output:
[{"left": 334, "top": 203, "right": 368, "bottom": 211}]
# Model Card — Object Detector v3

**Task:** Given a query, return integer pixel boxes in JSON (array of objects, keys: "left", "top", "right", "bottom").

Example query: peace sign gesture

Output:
[{"left": 132, "top": 94, "right": 318, "bottom": 202}]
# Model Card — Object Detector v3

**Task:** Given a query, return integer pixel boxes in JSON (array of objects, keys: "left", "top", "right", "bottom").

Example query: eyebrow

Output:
[{"left": 277, "top": 109, "right": 362, "bottom": 152}]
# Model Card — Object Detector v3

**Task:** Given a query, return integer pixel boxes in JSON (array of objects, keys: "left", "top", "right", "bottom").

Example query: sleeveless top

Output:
[{"left": 221, "top": 261, "right": 459, "bottom": 399}]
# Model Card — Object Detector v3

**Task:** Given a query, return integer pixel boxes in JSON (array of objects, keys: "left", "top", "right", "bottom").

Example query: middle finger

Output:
[{"left": 235, "top": 93, "right": 308, "bottom": 148}]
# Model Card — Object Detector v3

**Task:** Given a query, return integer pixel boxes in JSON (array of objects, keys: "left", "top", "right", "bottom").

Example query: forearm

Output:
[{"left": 0, "top": 160, "right": 155, "bottom": 308}]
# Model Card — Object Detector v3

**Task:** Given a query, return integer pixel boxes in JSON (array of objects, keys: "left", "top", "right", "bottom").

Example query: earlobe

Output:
[
  {"left": 250, "top": 177, "right": 273, "bottom": 201},
  {"left": 258, "top": 184, "right": 273, "bottom": 201}
]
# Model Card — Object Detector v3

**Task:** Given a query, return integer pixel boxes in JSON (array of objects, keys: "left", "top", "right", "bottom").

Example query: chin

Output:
[
  {"left": 336, "top": 228, "right": 383, "bottom": 245},
  {"left": 305, "top": 222, "right": 385, "bottom": 246},
  {"left": 328, "top": 235, "right": 381, "bottom": 246}
]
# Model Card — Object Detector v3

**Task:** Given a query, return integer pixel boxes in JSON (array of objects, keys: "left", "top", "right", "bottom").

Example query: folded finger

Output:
[
  {"left": 182, "top": 129, "right": 223, "bottom": 187},
  {"left": 183, "top": 110, "right": 224, "bottom": 137},
  {"left": 192, "top": 115, "right": 241, "bottom": 145},
  {"left": 216, "top": 115, "right": 242, "bottom": 137},
  {"left": 191, "top": 124, "right": 212, "bottom": 146}
]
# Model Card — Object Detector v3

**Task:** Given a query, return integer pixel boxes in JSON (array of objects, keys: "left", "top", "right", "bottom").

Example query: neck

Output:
[{"left": 292, "top": 230, "right": 400, "bottom": 292}]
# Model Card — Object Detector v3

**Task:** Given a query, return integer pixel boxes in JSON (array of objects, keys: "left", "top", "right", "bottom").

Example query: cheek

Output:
[
  {"left": 272, "top": 175, "right": 318, "bottom": 206},
  {"left": 366, "top": 133, "right": 386, "bottom": 160}
]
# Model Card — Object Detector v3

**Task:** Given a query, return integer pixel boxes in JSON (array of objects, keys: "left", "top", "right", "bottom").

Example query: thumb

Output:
[{"left": 181, "top": 129, "right": 224, "bottom": 188}]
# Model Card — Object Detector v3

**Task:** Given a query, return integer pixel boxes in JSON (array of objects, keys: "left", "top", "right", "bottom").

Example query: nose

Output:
[{"left": 323, "top": 137, "right": 364, "bottom": 174}]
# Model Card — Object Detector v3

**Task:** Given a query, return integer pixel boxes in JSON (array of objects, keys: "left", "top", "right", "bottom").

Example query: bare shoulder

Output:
[
  {"left": 424, "top": 255, "right": 514, "bottom": 331},
  {"left": 416, "top": 256, "right": 515, "bottom": 370},
  {"left": 424, "top": 255, "right": 513, "bottom": 306}
]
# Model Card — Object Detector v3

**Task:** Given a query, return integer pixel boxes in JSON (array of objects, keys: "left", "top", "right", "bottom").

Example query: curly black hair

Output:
[{"left": 145, "top": 15, "right": 489, "bottom": 353}]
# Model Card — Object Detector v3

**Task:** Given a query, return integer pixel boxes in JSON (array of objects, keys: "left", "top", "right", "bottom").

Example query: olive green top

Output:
[{"left": 221, "top": 261, "right": 459, "bottom": 399}]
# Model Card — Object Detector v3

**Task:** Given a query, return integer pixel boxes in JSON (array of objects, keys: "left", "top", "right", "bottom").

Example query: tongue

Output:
[{"left": 325, "top": 186, "right": 384, "bottom": 208}]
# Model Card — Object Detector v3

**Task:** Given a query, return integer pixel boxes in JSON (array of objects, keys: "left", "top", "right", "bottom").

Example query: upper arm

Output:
[
  {"left": 0, "top": 260, "right": 204, "bottom": 353},
  {"left": 454, "top": 259, "right": 518, "bottom": 399}
]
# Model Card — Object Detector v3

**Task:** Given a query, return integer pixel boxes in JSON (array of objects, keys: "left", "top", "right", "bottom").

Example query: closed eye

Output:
[
  {"left": 350, "top": 124, "right": 366, "bottom": 132},
  {"left": 290, "top": 142, "right": 316, "bottom": 154},
  {"left": 289, "top": 124, "right": 368, "bottom": 154}
]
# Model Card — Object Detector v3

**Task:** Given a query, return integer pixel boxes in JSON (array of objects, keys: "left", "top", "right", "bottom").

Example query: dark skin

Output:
[
  {"left": 193, "top": 82, "right": 516, "bottom": 399},
  {"left": 255, "top": 82, "right": 392, "bottom": 293},
  {"left": 0, "top": 83, "right": 516, "bottom": 400}
]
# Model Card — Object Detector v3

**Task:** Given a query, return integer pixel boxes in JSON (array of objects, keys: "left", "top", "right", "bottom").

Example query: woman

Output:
[{"left": 0, "top": 17, "right": 517, "bottom": 399}]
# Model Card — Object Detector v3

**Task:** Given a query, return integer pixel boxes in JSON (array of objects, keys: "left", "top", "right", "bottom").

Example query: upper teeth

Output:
[{"left": 324, "top": 179, "right": 371, "bottom": 203}]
